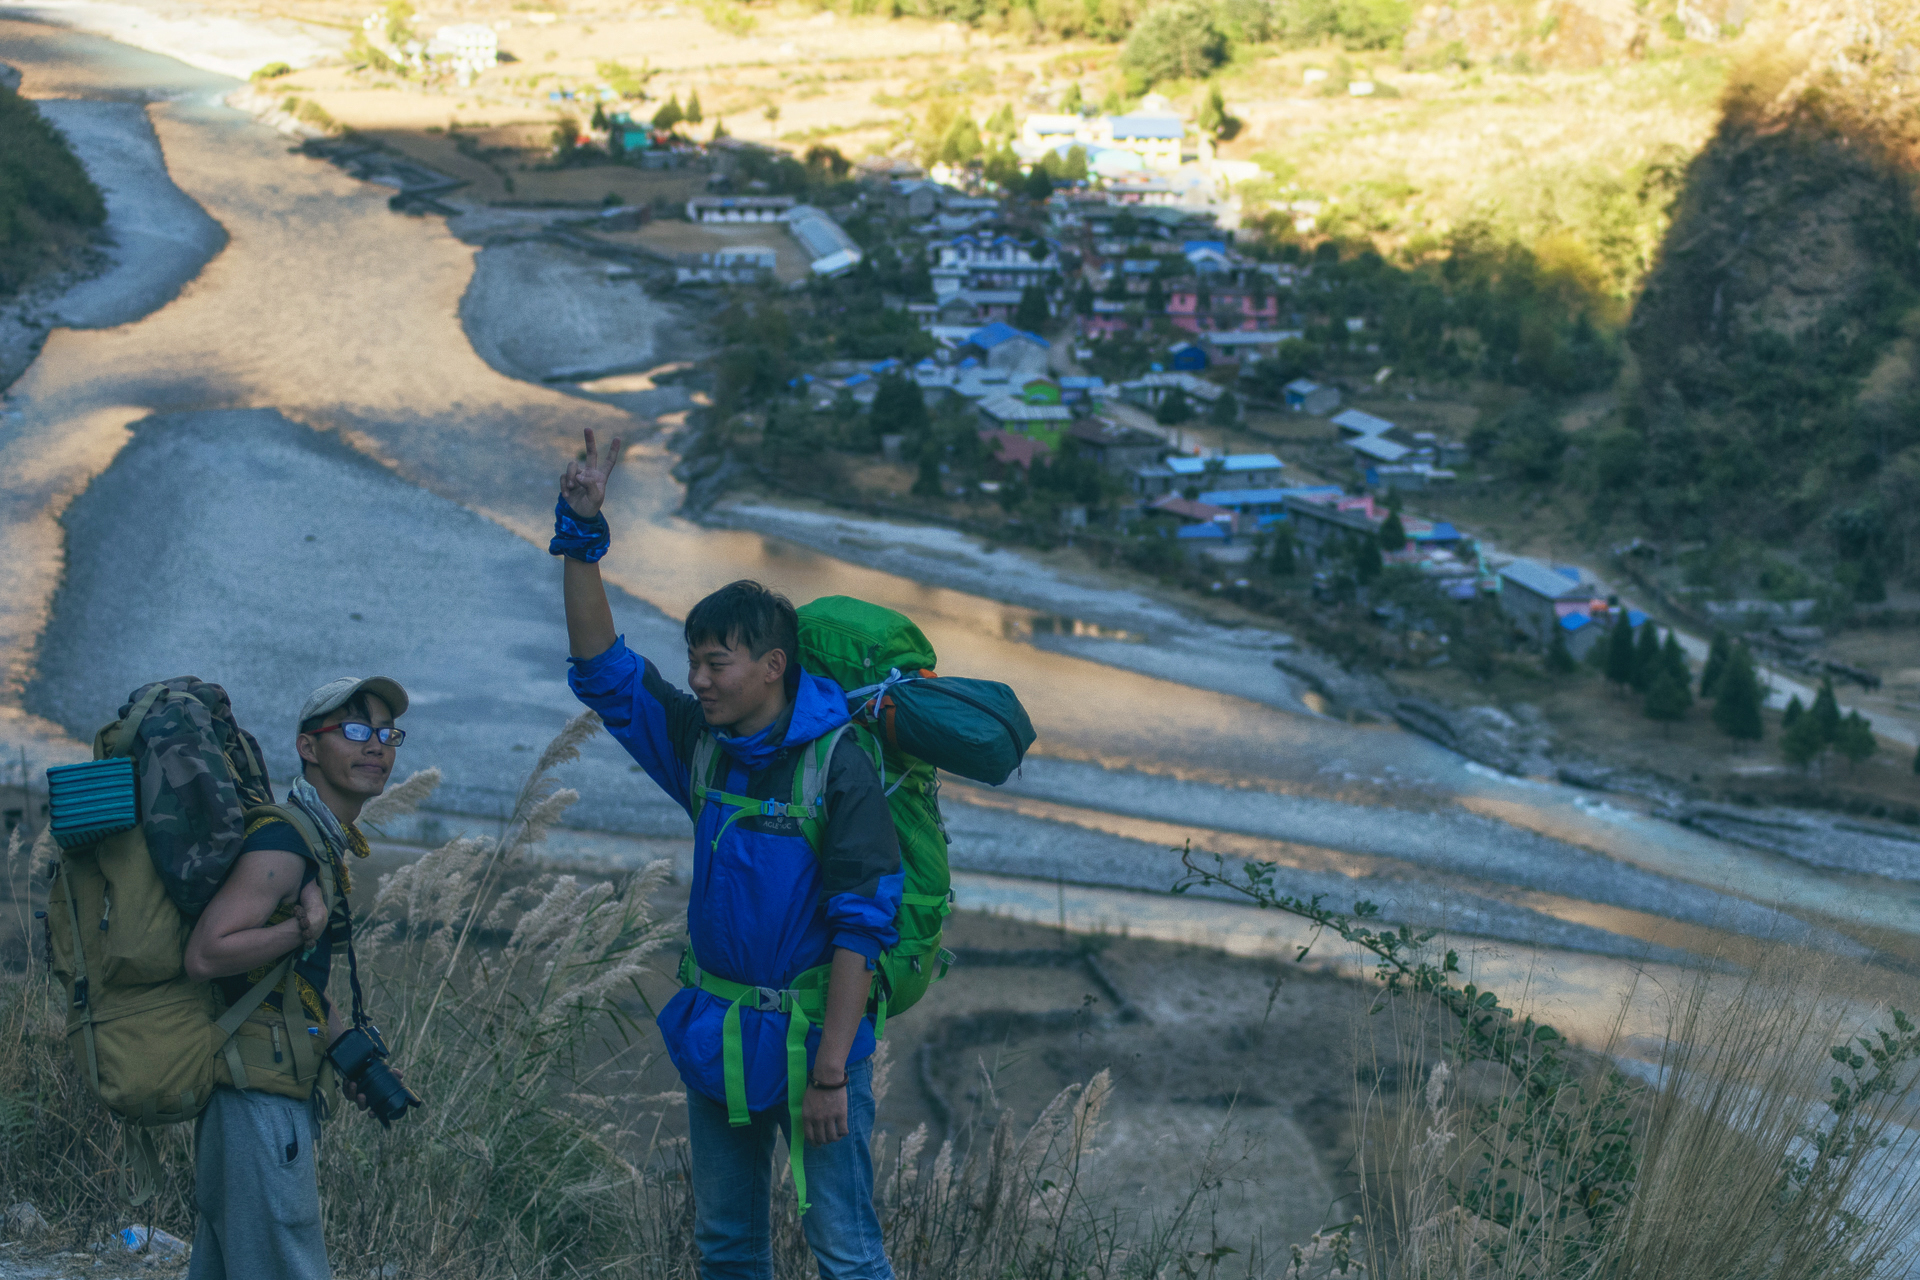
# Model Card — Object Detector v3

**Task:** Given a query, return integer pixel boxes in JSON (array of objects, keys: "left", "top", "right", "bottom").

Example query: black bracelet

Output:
[{"left": 807, "top": 1070, "right": 849, "bottom": 1091}]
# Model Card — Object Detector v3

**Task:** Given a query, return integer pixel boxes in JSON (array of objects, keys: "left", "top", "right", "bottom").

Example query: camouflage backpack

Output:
[{"left": 43, "top": 679, "right": 345, "bottom": 1203}]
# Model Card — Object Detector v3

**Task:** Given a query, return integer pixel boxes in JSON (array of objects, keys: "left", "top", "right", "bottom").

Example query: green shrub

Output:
[
  {"left": 1121, "top": 0, "right": 1229, "bottom": 87},
  {"left": 0, "top": 83, "right": 106, "bottom": 293}
]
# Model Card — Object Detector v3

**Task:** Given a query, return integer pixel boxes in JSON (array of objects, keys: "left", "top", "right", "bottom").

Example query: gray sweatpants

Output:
[{"left": 186, "top": 1086, "right": 328, "bottom": 1280}]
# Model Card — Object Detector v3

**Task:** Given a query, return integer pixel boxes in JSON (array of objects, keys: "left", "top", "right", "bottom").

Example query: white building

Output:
[
  {"left": 1017, "top": 110, "right": 1188, "bottom": 174},
  {"left": 429, "top": 23, "right": 497, "bottom": 83},
  {"left": 784, "top": 205, "right": 862, "bottom": 277},
  {"left": 685, "top": 196, "right": 797, "bottom": 224},
  {"left": 674, "top": 246, "right": 778, "bottom": 285}
]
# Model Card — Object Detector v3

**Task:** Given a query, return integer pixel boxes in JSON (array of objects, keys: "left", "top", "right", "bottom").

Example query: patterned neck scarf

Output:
[{"left": 286, "top": 776, "right": 370, "bottom": 892}]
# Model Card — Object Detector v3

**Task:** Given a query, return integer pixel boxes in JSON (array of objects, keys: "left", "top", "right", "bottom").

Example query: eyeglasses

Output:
[{"left": 316, "top": 722, "right": 406, "bottom": 748}]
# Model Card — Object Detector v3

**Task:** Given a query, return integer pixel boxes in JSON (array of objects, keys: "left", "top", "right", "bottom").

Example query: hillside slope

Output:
[
  {"left": 1609, "top": 0, "right": 1920, "bottom": 589},
  {"left": 0, "top": 80, "right": 106, "bottom": 292}
]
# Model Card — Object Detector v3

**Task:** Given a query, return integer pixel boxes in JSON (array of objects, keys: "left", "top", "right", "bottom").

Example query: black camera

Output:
[{"left": 326, "top": 1023, "right": 422, "bottom": 1128}]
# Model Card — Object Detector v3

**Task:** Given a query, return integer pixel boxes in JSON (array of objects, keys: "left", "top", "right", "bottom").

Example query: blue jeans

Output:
[{"left": 687, "top": 1056, "right": 893, "bottom": 1280}]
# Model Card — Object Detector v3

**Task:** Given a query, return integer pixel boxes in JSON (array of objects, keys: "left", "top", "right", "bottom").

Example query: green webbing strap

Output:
[
  {"left": 125, "top": 1126, "right": 163, "bottom": 1207},
  {"left": 678, "top": 949, "right": 829, "bottom": 1214},
  {"left": 213, "top": 956, "right": 295, "bottom": 1092},
  {"left": 690, "top": 736, "right": 823, "bottom": 847},
  {"left": 56, "top": 858, "right": 100, "bottom": 1094},
  {"left": 107, "top": 684, "right": 168, "bottom": 759},
  {"left": 784, "top": 996, "right": 813, "bottom": 1214}
]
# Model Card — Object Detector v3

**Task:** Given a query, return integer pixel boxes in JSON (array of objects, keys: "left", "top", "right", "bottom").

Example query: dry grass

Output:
[
  {"left": 0, "top": 718, "right": 1253, "bottom": 1278},
  {"left": 1351, "top": 952, "right": 1920, "bottom": 1280},
  {"left": 10, "top": 721, "right": 1920, "bottom": 1276}
]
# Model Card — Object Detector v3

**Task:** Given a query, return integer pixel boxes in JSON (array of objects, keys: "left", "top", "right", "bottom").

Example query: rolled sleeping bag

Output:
[{"left": 867, "top": 675, "right": 1036, "bottom": 786}]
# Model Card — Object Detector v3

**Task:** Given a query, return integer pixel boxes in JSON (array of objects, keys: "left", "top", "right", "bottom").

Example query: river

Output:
[{"left": 4, "top": 15, "right": 1917, "bottom": 1046}]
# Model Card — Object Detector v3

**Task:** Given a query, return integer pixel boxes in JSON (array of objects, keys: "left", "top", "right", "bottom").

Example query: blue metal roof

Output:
[
  {"left": 967, "top": 320, "right": 1052, "bottom": 350},
  {"left": 1198, "top": 487, "right": 1296, "bottom": 507},
  {"left": 1176, "top": 522, "right": 1229, "bottom": 540},
  {"left": 1165, "top": 453, "right": 1284, "bottom": 476}
]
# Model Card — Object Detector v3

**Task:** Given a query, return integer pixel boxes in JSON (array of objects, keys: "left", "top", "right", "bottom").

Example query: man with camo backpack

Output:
[{"left": 179, "top": 677, "right": 411, "bottom": 1280}]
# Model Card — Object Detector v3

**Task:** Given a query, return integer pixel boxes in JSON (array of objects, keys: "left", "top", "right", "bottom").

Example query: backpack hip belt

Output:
[{"left": 677, "top": 947, "right": 830, "bottom": 1214}]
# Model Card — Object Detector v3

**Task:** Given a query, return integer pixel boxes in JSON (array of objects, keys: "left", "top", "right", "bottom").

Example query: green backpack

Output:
[{"left": 682, "top": 597, "right": 992, "bottom": 1212}]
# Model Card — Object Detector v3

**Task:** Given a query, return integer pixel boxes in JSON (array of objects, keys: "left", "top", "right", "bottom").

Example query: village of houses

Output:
[{"left": 572, "top": 85, "right": 1631, "bottom": 663}]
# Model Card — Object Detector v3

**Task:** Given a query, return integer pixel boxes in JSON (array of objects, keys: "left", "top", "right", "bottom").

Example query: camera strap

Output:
[{"left": 330, "top": 844, "right": 371, "bottom": 1031}]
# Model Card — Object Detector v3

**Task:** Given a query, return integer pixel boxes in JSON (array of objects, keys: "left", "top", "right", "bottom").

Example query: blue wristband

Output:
[{"left": 550, "top": 494, "right": 611, "bottom": 562}]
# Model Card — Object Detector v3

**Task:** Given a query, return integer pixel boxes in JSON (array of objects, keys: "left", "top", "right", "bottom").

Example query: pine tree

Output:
[
  {"left": 1782, "top": 710, "right": 1826, "bottom": 769},
  {"left": 1644, "top": 668, "right": 1690, "bottom": 729},
  {"left": 1545, "top": 628, "right": 1578, "bottom": 675},
  {"left": 1781, "top": 695, "right": 1805, "bottom": 730},
  {"left": 1197, "top": 83, "right": 1227, "bottom": 137},
  {"left": 1270, "top": 526, "right": 1296, "bottom": 577},
  {"left": 1699, "top": 630, "right": 1730, "bottom": 698},
  {"left": 652, "top": 94, "right": 683, "bottom": 130},
  {"left": 1145, "top": 276, "right": 1166, "bottom": 313},
  {"left": 1386, "top": 486, "right": 1404, "bottom": 515},
  {"left": 1810, "top": 678, "right": 1841, "bottom": 745},
  {"left": 685, "top": 90, "right": 703, "bottom": 123},
  {"left": 1856, "top": 553, "right": 1887, "bottom": 603},
  {"left": 912, "top": 450, "right": 942, "bottom": 498},
  {"left": 1630, "top": 622, "right": 1661, "bottom": 693},
  {"left": 1206, "top": 390, "right": 1238, "bottom": 428},
  {"left": 1834, "top": 711, "right": 1878, "bottom": 767},
  {"left": 1660, "top": 632, "right": 1693, "bottom": 710},
  {"left": 1711, "top": 644, "right": 1765, "bottom": 743},
  {"left": 1352, "top": 534, "right": 1382, "bottom": 584},
  {"left": 1378, "top": 510, "right": 1407, "bottom": 551},
  {"left": 1014, "top": 284, "right": 1050, "bottom": 332},
  {"left": 1605, "top": 615, "right": 1636, "bottom": 690},
  {"left": 1154, "top": 388, "right": 1192, "bottom": 425},
  {"left": 870, "top": 372, "right": 928, "bottom": 438}
]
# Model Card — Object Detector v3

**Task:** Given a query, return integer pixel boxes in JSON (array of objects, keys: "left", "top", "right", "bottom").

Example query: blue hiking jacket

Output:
[{"left": 569, "top": 638, "right": 903, "bottom": 1110}]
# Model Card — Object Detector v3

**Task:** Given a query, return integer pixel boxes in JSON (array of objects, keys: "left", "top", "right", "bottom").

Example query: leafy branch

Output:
[{"left": 1173, "top": 844, "right": 1638, "bottom": 1250}]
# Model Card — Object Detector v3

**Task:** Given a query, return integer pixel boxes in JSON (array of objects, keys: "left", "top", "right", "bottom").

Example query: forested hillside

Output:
[{"left": 1615, "top": 3, "right": 1920, "bottom": 594}]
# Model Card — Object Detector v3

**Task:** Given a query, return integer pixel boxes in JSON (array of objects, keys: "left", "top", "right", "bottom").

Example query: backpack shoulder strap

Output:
[
  {"left": 795, "top": 723, "right": 875, "bottom": 852},
  {"left": 106, "top": 684, "right": 170, "bottom": 760},
  {"left": 689, "top": 734, "right": 723, "bottom": 820},
  {"left": 243, "top": 803, "right": 342, "bottom": 918}
]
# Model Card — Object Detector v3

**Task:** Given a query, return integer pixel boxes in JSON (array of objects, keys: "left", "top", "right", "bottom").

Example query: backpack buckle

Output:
[{"left": 753, "top": 986, "right": 785, "bottom": 1013}]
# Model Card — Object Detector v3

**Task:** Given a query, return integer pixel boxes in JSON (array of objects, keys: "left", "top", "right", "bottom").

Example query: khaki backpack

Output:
[{"left": 44, "top": 691, "right": 345, "bottom": 1202}]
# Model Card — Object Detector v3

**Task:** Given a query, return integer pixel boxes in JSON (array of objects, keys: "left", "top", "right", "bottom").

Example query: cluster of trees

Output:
[
  {"left": 1597, "top": 618, "right": 1701, "bottom": 729},
  {"left": 1778, "top": 678, "right": 1879, "bottom": 772},
  {"left": 1619, "top": 108, "right": 1920, "bottom": 558},
  {"left": 834, "top": 0, "right": 1412, "bottom": 59},
  {"left": 0, "top": 79, "right": 106, "bottom": 292},
  {"left": 1117, "top": 0, "right": 1408, "bottom": 86}
]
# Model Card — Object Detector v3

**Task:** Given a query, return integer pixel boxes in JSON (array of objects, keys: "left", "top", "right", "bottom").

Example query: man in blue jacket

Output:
[{"left": 554, "top": 428, "right": 902, "bottom": 1280}]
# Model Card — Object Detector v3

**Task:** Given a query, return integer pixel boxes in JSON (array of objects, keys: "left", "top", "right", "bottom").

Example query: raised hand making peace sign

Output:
[{"left": 561, "top": 427, "right": 623, "bottom": 520}]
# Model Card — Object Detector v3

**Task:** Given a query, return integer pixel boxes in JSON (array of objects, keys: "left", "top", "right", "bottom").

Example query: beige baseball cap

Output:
[{"left": 298, "top": 676, "right": 410, "bottom": 728}]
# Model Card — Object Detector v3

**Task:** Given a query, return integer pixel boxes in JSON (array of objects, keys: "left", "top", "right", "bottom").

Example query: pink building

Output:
[{"left": 1165, "top": 287, "right": 1282, "bottom": 334}]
